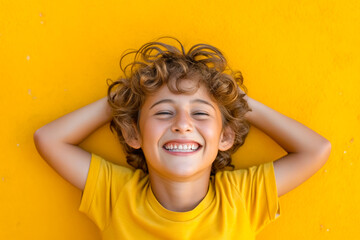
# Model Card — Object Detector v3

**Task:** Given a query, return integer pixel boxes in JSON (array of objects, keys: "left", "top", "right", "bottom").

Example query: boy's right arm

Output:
[{"left": 33, "top": 96, "right": 113, "bottom": 191}]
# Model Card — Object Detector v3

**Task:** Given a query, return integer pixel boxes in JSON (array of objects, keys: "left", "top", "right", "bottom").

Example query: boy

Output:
[{"left": 33, "top": 37, "right": 331, "bottom": 239}]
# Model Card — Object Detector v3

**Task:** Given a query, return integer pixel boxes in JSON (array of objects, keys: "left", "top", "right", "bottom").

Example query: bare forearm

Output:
[
  {"left": 244, "top": 96, "right": 329, "bottom": 153},
  {"left": 35, "top": 96, "right": 113, "bottom": 145}
]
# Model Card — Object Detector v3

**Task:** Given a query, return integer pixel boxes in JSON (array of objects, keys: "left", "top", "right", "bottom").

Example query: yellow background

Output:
[{"left": 1, "top": 0, "right": 359, "bottom": 239}]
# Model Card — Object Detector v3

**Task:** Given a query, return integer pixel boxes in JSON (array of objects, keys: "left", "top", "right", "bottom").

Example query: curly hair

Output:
[{"left": 106, "top": 36, "right": 251, "bottom": 175}]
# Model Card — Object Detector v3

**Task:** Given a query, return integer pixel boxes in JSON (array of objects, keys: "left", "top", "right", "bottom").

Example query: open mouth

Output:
[{"left": 163, "top": 142, "right": 202, "bottom": 153}]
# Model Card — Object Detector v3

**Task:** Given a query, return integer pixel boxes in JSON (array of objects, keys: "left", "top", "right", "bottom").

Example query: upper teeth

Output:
[{"left": 164, "top": 143, "right": 199, "bottom": 151}]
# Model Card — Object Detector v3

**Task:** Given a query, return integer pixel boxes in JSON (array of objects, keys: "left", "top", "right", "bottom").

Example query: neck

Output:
[{"left": 148, "top": 169, "right": 212, "bottom": 212}]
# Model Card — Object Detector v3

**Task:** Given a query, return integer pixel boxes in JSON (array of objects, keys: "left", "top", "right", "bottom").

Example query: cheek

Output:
[
  {"left": 197, "top": 121, "right": 222, "bottom": 144},
  {"left": 140, "top": 120, "right": 167, "bottom": 149}
]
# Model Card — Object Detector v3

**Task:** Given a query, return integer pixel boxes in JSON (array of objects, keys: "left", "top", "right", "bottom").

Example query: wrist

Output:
[{"left": 244, "top": 96, "right": 256, "bottom": 123}]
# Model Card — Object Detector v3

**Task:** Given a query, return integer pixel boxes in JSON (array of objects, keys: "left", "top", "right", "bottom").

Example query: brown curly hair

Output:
[{"left": 106, "top": 36, "right": 251, "bottom": 175}]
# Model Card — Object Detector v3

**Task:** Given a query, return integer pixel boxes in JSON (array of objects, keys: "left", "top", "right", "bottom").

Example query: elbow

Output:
[
  {"left": 33, "top": 129, "right": 43, "bottom": 151},
  {"left": 318, "top": 139, "right": 332, "bottom": 165},
  {"left": 33, "top": 128, "right": 50, "bottom": 153},
  {"left": 34, "top": 127, "right": 53, "bottom": 143},
  {"left": 33, "top": 128, "right": 44, "bottom": 144},
  {"left": 33, "top": 129, "right": 40, "bottom": 144},
  {"left": 33, "top": 128, "right": 54, "bottom": 163},
  {"left": 322, "top": 139, "right": 332, "bottom": 154}
]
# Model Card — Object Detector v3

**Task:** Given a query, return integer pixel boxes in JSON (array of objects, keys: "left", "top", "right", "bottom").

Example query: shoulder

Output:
[
  {"left": 213, "top": 162, "right": 276, "bottom": 198},
  {"left": 89, "top": 153, "right": 147, "bottom": 185},
  {"left": 215, "top": 162, "right": 274, "bottom": 183}
]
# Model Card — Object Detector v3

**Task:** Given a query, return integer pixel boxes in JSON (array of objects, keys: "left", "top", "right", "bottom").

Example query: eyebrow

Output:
[{"left": 150, "top": 99, "right": 215, "bottom": 110}]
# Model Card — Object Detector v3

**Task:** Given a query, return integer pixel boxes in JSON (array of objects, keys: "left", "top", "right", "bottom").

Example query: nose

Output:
[{"left": 171, "top": 111, "right": 193, "bottom": 133}]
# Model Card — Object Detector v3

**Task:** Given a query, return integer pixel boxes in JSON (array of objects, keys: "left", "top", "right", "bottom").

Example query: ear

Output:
[
  {"left": 218, "top": 125, "right": 235, "bottom": 151},
  {"left": 122, "top": 124, "right": 142, "bottom": 149}
]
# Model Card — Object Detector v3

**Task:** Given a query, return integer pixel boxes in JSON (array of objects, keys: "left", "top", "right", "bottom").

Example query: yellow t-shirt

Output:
[{"left": 79, "top": 153, "right": 281, "bottom": 239}]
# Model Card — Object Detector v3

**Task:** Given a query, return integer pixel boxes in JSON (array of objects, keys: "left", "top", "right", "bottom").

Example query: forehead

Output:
[{"left": 142, "top": 82, "right": 216, "bottom": 108}]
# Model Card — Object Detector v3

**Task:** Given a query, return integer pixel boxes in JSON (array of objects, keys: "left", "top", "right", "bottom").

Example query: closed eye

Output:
[
  {"left": 155, "top": 111, "right": 173, "bottom": 115},
  {"left": 193, "top": 112, "right": 209, "bottom": 116}
]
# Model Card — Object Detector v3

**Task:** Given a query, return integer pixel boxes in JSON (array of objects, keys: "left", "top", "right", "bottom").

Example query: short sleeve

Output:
[
  {"left": 227, "top": 162, "right": 281, "bottom": 234},
  {"left": 78, "top": 153, "right": 133, "bottom": 230}
]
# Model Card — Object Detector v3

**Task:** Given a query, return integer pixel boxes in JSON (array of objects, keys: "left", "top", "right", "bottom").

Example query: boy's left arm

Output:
[{"left": 244, "top": 95, "right": 331, "bottom": 197}]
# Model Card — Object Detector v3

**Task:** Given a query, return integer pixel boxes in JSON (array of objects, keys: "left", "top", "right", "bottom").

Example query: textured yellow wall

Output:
[{"left": 1, "top": 0, "right": 359, "bottom": 239}]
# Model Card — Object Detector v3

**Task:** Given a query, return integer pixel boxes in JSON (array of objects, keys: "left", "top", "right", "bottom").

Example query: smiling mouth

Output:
[{"left": 163, "top": 142, "right": 202, "bottom": 153}]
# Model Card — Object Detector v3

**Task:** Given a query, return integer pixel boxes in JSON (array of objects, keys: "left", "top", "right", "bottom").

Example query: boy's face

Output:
[{"left": 133, "top": 80, "right": 234, "bottom": 180}]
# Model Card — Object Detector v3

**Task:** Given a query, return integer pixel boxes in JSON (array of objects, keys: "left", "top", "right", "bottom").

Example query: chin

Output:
[{"left": 165, "top": 166, "right": 211, "bottom": 180}]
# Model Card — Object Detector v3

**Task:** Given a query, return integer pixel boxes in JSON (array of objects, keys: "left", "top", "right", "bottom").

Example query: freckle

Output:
[
  {"left": 32, "top": 96, "right": 37, "bottom": 100},
  {"left": 39, "top": 12, "right": 43, "bottom": 17},
  {"left": 16, "top": 144, "right": 20, "bottom": 147},
  {"left": 28, "top": 89, "right": 32, "bottom": 95},
  {"left": 26, "top": 56, "right": 30, "bottom": 61},
  {"left": 1, "top": 177, "right": 4, "bottom": 181},
  {"left": 344, "top": 151, "right": 347, "bottom": 154},
  {"left": 64, "top": 88, "right": 68, "bottom": 91},
  {"left": 350, "top": 138, "right": 354, "bottom": 143},
  {"left": 324, "top": 169, "right": 327, "bottom": 173},
  {"left": 40, "top": 21, "right": 44, "bottom": 24},
  {"left": 326, "top": 228, "right": 330, "bottom": 232}
]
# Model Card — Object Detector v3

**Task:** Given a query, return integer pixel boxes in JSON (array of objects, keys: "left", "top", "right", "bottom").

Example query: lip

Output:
[{"left": 163, "top": 139, "right": 202, "bottom": 146}]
